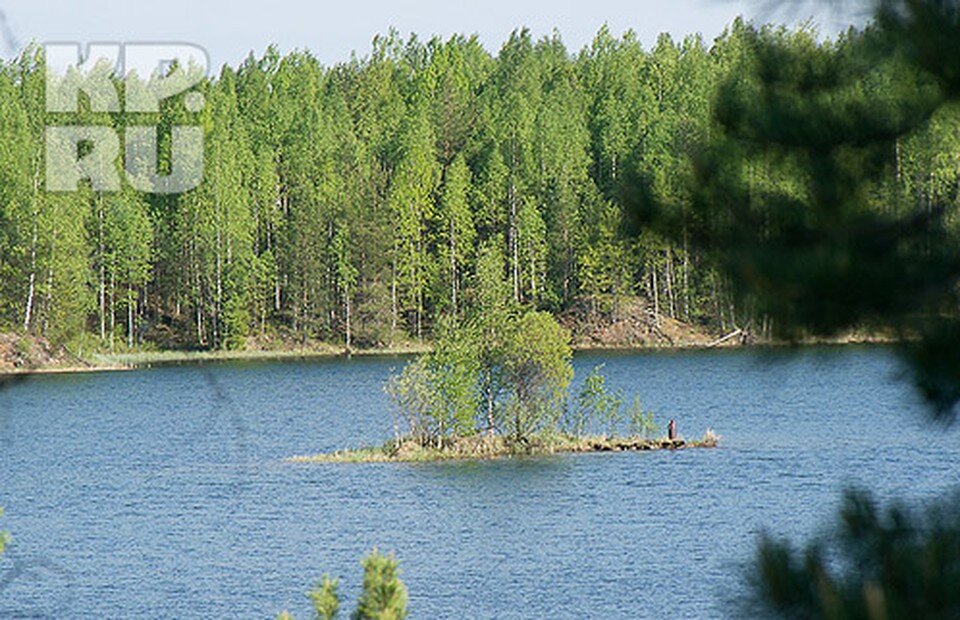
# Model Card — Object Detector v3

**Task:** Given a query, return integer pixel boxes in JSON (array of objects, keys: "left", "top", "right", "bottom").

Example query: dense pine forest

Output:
[{"left": 1, "top": 19, "right": 959, "bottom": 352}]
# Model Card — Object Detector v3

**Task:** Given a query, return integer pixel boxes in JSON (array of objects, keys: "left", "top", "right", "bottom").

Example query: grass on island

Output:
[{"left": 289, "top": 429, "right": 720, "bottom": 464}]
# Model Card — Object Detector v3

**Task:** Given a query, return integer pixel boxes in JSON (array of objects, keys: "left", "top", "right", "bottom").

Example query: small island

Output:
[
  {"left": 290, "top": 430, "right": 719, "bottom": 463},
  {"left": 291, "top": 277, "right": 720, "bottom": 464}
]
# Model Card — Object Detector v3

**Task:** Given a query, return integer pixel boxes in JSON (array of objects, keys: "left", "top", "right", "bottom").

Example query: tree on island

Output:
[
  {"left": 378, "top": 241, "right": 684, "bottom": 457},
  {"left": 382, "top": 306, "right": 685, "bottom": 454},
  {"left": 386, "top": 308, "right": 572, "bottom": 447},
  {"left": 500, "top": 311, "right": 574, "bottom": 441},
  {"left": 572, "top": 364, "right": 624, "bottom": 438}
]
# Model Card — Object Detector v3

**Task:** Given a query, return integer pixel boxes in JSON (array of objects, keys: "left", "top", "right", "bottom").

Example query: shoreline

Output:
[
  {"left": 0, "top": 341, "right": 430, "bottom": 376},
  {"left": 288, "top": 433, "right": 720, "bottom": 464},
  {"left": 0, "top": 336, "right": 896, "bottom": 377}
]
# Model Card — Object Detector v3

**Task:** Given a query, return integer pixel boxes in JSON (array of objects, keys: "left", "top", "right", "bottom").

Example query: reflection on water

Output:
[{"left": 0, "top": 346, "right": 956, "bottom": 618}]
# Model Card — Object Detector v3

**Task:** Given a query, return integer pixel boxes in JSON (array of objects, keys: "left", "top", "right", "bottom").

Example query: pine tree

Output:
[{"left": 353, "top": 551, "right": 408, "bottom": 620}]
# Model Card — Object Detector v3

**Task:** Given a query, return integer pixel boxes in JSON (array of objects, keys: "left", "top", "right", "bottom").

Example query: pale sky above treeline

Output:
[{"left": 0, "top": 0, "right": 868, "bottom": 71}]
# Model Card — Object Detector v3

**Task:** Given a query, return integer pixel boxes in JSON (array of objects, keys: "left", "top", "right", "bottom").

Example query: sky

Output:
[{"left": 0, "top": 0, "right": 869, "bottom": 71}]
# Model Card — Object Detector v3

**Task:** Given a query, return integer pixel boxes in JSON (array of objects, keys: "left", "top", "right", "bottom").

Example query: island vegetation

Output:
[
  {"left": 291, "top": 432, "right": 717, "bottom": 464},
  {"left": 290, "top": 265, "right": 718, "bottom": 463}
]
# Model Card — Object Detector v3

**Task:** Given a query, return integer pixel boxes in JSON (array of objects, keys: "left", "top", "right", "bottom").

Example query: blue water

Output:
[{"left": 0, "top": 346, "right": 957, "bottom": 618}]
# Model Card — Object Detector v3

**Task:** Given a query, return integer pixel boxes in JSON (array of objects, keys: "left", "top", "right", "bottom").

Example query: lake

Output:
[{"left": 1, "top": 346, "right": 957, "bottom": 618}]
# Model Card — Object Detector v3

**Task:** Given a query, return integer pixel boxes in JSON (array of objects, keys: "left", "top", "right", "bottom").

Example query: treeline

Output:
[{"left": 1, "top": 20, "right": 959, "bottom": 350}]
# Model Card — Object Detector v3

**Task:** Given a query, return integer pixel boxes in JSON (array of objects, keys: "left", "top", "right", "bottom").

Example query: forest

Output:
[{"left": 1, "top": 18, "right": 959, "bottom": 352}]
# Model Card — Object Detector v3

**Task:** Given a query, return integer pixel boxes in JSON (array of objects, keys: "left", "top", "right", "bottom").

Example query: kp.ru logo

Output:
[{"left": 45, "top": 42, "right": 208, "bottom": 194}]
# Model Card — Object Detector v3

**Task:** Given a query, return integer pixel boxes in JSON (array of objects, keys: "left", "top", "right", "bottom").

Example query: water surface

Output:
[{"left": 0, "top": 346, "right": 957, "bottom": 618}]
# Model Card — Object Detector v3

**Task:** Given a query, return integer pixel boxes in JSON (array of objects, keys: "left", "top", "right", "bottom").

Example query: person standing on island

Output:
[{"left": 668, "top": 419, "right": 677, "bottom": 441}]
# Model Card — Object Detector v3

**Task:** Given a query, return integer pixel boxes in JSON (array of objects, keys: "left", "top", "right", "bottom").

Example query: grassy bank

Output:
[
  {"left": 288, "top": 431, "right": 720, "bottom": 464},
  {"left": 0, "top": 335, "right": 432, "bottom": 375},
  {"left": 92, "top": 342, "right": 430, "bottom": 368}
]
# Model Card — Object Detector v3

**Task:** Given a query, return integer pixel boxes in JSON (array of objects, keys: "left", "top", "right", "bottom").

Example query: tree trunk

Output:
[
  {"left": 651, "top": 260, "right": 660, "bottom": 327},
  {"left": 682, "top": 230, "right": 690, "bottom": 321},
  {"left": 416, "top": 235, "right": 423, "bottom": 342},
  {"left": 416, "top": 288, "right": 423, "bottom": 342},
  {"left": 665, "top": 248, "right": 676, "bottom": 319},
  {"left": 23, "top": 216, "right": 37, "bottom": 332},
  {"left": 110, "top": 272, "right": 116, "bottom": 350},
  {"left": 127, "top": 289, "right": 134, "bottom": 349},
  {"left": 195, "top": 265, "right": 204, "bottom": 346},
  {"left": 563, "top": 228, "right": 571, "bottom": 305},
  {"left": 509, "top": 181, "right": 519, "bottom": 303},
  {"left": 214, "top": 200, "right": 223, "bottom": 349},
  {"left": 450, "top": 217, "right": 457, "bottom": 318},
  {"left": 23, "top": 145, "right": 42, "bottom": 333},
  {"left": 894, "top": 138, "right": 901, "bottom": 186},
  {"left": 98, "top": 197, "right": 106, "bottom": 340},
  {"left": 486, "top": 368, "right": 496, "bottom": 434},
  {"left": 391, "top": 240, "right": 398, "bottom": 337},
  {"left": 713, "top": 276, "right": 724, "bottom": 333},
  {"left": 344, "top": 287, "right": 352, "bottom": 349}
]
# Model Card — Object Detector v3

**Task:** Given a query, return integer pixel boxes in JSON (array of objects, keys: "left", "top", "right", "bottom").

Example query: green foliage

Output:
[
  {"left": 385, "top": 307, "right": 671, "bottom": 448},
  {"left": 353, "top": 550, "right": 408, "bottom": 620},
  {"left": 429, "top": 318, "right": 482, "bottom": 437},
  {"left": 578, "top": 201, "right": 635, "bottom": 311},
  {"left": 437, "top": 153, "right": 475, "bottom": 317},
  {"left": 309, "top": 574, "right": 341, "bottom": 620},
  {"left": 99, "top": 187, "right": 153, "bottom": 348},
  {"left": 471, "top": 238, "right": 514, "bottom": 432},
  {"left": 252, "top": 249, "right": 278, "bottom": 334},
  {"left": 567, "top": 368, "right": 658, "bottom": 439},
  {"left": 644, "top": 4, "right": 960, "bottom": 619},
  {"left": 628, "top": 396, "right": 660, "bottom": 438},
  {"left": 279, "top": 551, "right": 407, "bottom": 620},
  {"left": 472, "top": 237, "right": 513, "bottom": 320},
  {"left": 2, "top": 18, "right": 959, "bottom": 370},
  {"left": 222, "top": 260, "right": 251, "bottom": 350},
  {"left": 500, "top": 311, "right": 574, "bottom": 440},
  {"left": 572, "top": 364, "right": 624, "bottom": 437},
  {"left": 646, "top": 15, "right": 960, "bottom": 419},
  {"left": 387, "top": 308, "right": 572, "bottom": 443},
  {"left": 747, "top": 490, "right": 960, "bottom": 619},
  {"left": 0, "top": 24, "right": 838, "bottom": 351},
  {"left": 385, "top": 356, "right": 437, "bottom": 445},
  {"left": 386, "top": 317, "right": 481, "bottom": 446},
  {"left": 389, "top": 103, "right": 440, "bottom": 339}
]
